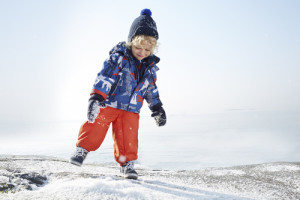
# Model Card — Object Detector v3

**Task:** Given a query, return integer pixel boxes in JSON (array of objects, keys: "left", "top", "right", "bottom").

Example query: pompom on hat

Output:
[{"left": 128, "top": 9, "right": 159, "bottom": 42}]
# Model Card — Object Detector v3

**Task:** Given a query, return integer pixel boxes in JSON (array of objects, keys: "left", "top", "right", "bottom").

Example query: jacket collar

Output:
[{"left": 109, "top": 42, "right": 160, "bottom": 66}]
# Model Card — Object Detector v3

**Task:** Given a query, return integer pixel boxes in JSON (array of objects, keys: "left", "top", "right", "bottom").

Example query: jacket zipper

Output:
[{"left": 127, "top": 61, "right": 155, "bottom": 111}]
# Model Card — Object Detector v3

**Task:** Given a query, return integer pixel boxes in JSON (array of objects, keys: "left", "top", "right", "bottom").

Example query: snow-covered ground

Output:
[{"left": 1, "top": 155, "right": 299, "bottom": 200}]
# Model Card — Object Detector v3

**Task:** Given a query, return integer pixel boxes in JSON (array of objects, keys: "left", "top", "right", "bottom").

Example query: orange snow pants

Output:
[{"left": 76, "top": 106, "right": 139, "bottom": 166}]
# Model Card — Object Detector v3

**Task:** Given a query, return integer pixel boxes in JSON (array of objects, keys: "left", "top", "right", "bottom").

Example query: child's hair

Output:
[{"left": 126, "top": 35, "right": 158, "bottom": 54}]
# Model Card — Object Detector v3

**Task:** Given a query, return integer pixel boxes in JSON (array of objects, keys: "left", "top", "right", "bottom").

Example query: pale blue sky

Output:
[{"left": 0, "top": 0, "right": 299, "bottom": 121}]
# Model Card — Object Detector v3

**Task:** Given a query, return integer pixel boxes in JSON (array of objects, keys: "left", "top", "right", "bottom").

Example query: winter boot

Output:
[
  {"left": 120, "top": 161, "right": 138, "bottom": 179},
  {"left": 69, "top": 146, "right": 88, "bottom": 166}
]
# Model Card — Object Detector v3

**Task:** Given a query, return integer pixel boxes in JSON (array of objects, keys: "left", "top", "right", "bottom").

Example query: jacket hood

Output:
[{"left": 109, "top": 42, "right": 160, "bottom": 65}]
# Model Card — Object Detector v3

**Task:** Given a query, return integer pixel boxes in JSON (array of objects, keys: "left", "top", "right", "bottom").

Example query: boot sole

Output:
[
  {"left": 124, "top": 173, "right": 138, "bottom": 180},
  {"left": 69, "top": 159, "right": 82, "bottom": 166}
]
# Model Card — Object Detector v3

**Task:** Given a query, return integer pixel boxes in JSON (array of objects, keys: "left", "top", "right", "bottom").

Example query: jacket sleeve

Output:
[
  {"left": 144, "top": 69, "right": 163, "bottom": 111},
  {"left": 91, "top": 53, "right": 122, "bottom": 100}
]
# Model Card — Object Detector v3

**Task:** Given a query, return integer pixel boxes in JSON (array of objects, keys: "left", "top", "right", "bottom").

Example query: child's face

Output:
[{"left": 131, "top": 43, "right": 152, "bottom": 61}]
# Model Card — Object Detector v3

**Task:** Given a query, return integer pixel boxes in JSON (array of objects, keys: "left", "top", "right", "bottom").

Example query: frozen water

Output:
[{"left": 0, "top": 111, "right": 299, "bottom": 170}]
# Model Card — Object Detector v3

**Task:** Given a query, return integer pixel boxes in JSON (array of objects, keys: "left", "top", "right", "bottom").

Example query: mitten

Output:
[
  {"left": 151, "top": 106, "right": 166, "bottom": 127},
  {"left": 87, "top": 93, "right": 106, "bottom": 123}
]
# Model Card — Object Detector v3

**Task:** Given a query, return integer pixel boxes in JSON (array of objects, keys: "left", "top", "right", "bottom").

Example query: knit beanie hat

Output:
[{"left": 128, "top": 9, "right": 159, "bottom": 42}]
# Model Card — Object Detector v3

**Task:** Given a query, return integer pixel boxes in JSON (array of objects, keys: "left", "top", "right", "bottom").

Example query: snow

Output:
[
  {"left": 255, "top": 163, "right": 300, "bottom": 172},
  {"left": 0, "top": 176, "right": 9, "bottom": 183},
  {"left": 1, "top": 155, "right": 300, "bottom": 200},
  {"left": 207, "top": 169, "right": 246, "bottom": 176}
]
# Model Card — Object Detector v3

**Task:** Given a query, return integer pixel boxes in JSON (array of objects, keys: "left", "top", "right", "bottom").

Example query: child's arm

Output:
[
  {"left": 145, "top": 81, "right": 162, "bottom": 111},
  {"left": 86, "top": 53, "right": 122, "bottom": 123},
  {"left": 90, "top": 53, "right": 123, "bottom": 99},
  {"left": 145, "top": 70, "right": 166, "bottom": 126}
]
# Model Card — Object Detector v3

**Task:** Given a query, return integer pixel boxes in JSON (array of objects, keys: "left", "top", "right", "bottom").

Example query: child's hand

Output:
[
  {"left": 87, "top": 94, "right": 106, "bottom": 123},
  {"left": 151, "top": 106, "right": 166, "bottom": 127}
]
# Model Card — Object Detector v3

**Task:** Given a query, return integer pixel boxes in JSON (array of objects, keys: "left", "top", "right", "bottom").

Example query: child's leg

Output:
[
  {"left": 112, "top": 110, "right": 140, "bottom": 165},
  {"left": 76, "top": 107, "right": 118, "bottom": 152}
]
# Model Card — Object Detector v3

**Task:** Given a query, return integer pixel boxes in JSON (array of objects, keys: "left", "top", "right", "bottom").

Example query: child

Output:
[{"left": 70, "top": 9, "right": 166, "bottom": 179}]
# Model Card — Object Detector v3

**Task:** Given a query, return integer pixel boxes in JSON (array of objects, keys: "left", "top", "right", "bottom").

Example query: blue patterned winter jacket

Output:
[{"left": 91, "top": 42, "right": 163, "bottom": 113}]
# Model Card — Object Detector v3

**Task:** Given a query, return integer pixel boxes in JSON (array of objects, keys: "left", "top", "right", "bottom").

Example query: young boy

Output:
[{"left": 70, "top": 9, "right": 166, "bottom": 179}]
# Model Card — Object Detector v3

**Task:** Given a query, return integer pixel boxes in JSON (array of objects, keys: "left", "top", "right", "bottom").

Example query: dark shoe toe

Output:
[{"left": 69, "top": 157, "right": 83, "bottom": 166}]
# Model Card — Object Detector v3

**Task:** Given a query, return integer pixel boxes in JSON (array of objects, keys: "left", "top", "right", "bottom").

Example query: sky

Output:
[{"left": 0, "top": 0, "right": 300, "bottom": 122}]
